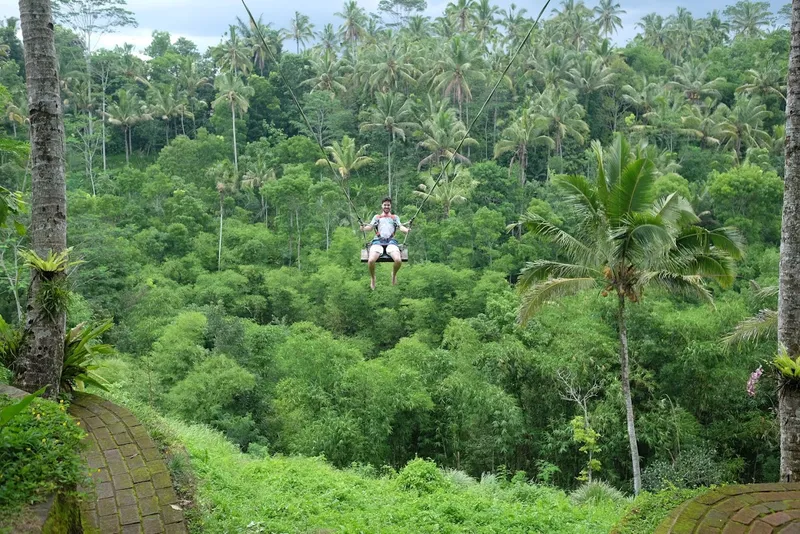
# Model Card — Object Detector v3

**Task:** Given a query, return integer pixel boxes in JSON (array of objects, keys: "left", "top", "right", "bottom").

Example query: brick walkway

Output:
[
  {"left": 69, "top": 393, "right": 187, "bottom": 534},
  {"left": 656, "top": 483, "right": 800, "bottom": 533}
]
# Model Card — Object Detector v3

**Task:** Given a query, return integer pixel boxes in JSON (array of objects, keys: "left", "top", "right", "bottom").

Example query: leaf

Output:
[
  {"left": 0, "top": 387, "right": 47, "bottom": 428},
  {"left": 13, "top": 220, "right": 25, "bottom": 236}
]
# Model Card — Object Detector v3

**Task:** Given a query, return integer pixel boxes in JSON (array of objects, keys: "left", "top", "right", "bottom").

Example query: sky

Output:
[{"left": 0, "top": 0, "right": 790, "bottom": 56}]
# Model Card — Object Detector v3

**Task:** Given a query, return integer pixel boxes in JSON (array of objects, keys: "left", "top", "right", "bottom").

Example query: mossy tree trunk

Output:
[
  {"left": 780, "top": 0, "right": 800, "bottom": 483},
  {"left": 14, "top": 0, "right": 67, "bottom": 399}
]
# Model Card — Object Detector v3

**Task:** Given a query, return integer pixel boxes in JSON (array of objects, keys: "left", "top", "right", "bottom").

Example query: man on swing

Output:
[{"left": 360, "top": 197, "right": 411, "bottom": 290}]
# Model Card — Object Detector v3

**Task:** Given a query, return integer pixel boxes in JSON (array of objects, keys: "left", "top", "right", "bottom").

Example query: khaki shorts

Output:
[{"left": 370, "top": 244, "right": 400, "bottom": 256}]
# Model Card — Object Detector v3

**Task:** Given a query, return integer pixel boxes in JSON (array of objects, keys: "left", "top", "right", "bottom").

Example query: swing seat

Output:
[{"left": 361, "top": 245, "right": 409, "bottom": 263}]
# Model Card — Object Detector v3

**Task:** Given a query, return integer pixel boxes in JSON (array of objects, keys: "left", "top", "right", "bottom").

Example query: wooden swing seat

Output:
[{"left": 361, "top": 245, "right": 409, "bottom": 263}]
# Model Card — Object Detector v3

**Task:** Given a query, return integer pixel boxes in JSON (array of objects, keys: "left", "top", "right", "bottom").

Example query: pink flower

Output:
[{"left": 747, "top": 366, "right": 763, "bottom": 397}]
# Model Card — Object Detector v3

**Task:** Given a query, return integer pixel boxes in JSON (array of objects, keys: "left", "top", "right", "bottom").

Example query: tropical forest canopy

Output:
[{"left": 0, "top": 0, "right": 790, "bottom": 494}]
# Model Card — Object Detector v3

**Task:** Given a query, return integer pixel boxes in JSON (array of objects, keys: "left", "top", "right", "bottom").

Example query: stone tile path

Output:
[
  {"left": 68, "top": 393, "right": 188, "bottom": 534},
  {"left": 656, "top": 483, "right": 800, "bottom": 533}
]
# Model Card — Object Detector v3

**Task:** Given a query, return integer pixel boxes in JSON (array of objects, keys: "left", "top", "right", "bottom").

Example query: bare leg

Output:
[
  {"left": 368, "top": 249, "right": 380, "bottom": 290},
  {"left": 389, "top": 250, "right": 402, "bottom": 285}
]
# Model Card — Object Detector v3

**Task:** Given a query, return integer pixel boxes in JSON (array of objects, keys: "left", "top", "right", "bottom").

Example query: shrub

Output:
[
  {"left": 0, "top": 396, "right": 86, "bottom": 522},
  {"left": 571, "top": 480, "right": 628, "bottom": 505},
  {"left": 610, "top": 486, "right": 705, "bottom": 534},
  {"left": 395, "top": 458, "right": 450, "bottom": 494},
  {"left": 442, "top": 468, "right": 477, "bottom": 488},
  {"left": 642, "top": 448, "right": 730, "bottom": 492}
]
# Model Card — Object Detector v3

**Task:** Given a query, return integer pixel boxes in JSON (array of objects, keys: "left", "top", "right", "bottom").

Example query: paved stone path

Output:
[
  {"left": 656, "top": 483, "right": 800, "bottom": 533},
  {"left": 69, "top": 393, "right": 188, "bottom": 534}
]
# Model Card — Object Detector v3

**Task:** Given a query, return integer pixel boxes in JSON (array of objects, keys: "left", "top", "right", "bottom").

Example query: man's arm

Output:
[
  {"left": 360, "top": 216, "right": 377, "bottom": 232},
  {"left": 398, "top": 217, "right": 411, "bottom": 234}
]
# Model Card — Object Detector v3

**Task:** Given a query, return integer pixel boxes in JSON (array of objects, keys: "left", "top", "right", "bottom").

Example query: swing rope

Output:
[
  {"left": 405, "top": 0, "right": 551, "bottom": 231},
  {"left": 242, "top": 1, "right": 368, "bottom": 242}
]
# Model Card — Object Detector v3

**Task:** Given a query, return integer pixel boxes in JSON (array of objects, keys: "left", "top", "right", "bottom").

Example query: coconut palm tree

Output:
[
  {"left": 429, "top": 35, "right": 486, "bottom": 121},
  {"left": 404, "top": 15, "right": 431, "bottom": 40},
  {"left": 594, "top": 0, "right": 625, "bottom": 37},
  {"left": 178, "top": 58, "right": 210, "bottom": 134},
  {"left": 637, "top": 13, "right": 669, "bottom": 51},
  {"left": 367, "top": 41, "right": 420, "bottom": 94},
  {"left": 446, "top": 0, "right": 476, "bottom": 32},
  {"left": 724, "top": 0, "right": 775, "bottom": 38},
  {"left": 715, "top": 96, "right": 771, "bottom": 161},
  {"left": 318, "top": 23, "right": 340, "bottom": 53},
  {"left": 737, "top": 60, "right": 787, "bottom": 101},
  {"left": 414, "top": 163, "right": 477, "bottom": 217},
  {"left": 335, "top": 0, "right": 367, "bottom": 53},
  {"left": 514, "top": 133, "right": 744, "bottom": 495},
  {"left": 212, "top": 74, "right": 254, "bottom": 173},
  {"left": 568, "top": 55, "right": 616, "bottom": 109},
  {"left": 621, "top": 75, "right": 665, "bottom": 118},
  {"left": 316, "top": 135, "right": 374, "bottom": 188},
  {"left": 473, "top": 0, "right": 499, "bottom": 43},
  {"left": 147, "top": 86, "right": 179, "bottom": 145},
  {"left": 779, "top": 2, "right": 800, "bottom": 481},
  {"left": 213, "top": 26, "right": 253, "bottom": 76},
  {"left": 494, "top": 108, "right": 554, "bottom": 186},
  {"left": 360, "top": 92, "right": 417, "bottom": 198},
  {"left": 287, "top": 11, "right": 315, "bottom": 54},
  {"left": 211, "top": 161, "right": 237, "bottom": 271},
  {"left": 105, "top": 89, "right": 150, "bottom": 163},
  {"left": 302, "top": 50, "right": 349, "bottom": 96},
  {"left": 418, "top": 104, "right": 478, "bottom": 170},
  {"left": 669, "top": 60, "right": 725, "bottom": 104},
  {"left": 531, "top": 89, "right": 589, "bottom": 159},
  {"left": 500, "top": 3, "right": 529, "bottom": 45},
  {"left": 241, "top": 155, "right": 276, "bottom": 227},
  {"left": 5, "top": 99, "right": 28, "bottom": 138}
]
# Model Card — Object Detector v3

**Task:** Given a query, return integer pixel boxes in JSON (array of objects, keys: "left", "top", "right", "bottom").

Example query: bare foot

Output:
[
  {"left": 391, "top": 275, "right": 397, "bottom": 286},
  {"left": 370, "top": 278, "right": 376, "bottom": 290}
]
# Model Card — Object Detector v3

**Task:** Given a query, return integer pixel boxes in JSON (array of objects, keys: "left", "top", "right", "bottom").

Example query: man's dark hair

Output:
[{"left": 382, "top": 197, "right": 392, "bottom": 205}]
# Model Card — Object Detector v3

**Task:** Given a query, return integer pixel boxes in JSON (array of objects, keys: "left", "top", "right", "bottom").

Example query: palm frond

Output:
[
  {"left": 607, "top": 157, "right": 658, "bottom": 221},
  {"left": 514, "top": 212, "right": 592, "bottom": 262},
  {"left": 683, "top": 253, "right": 736, "bottom": 288},
  {"left": 518, "top": 261, "right": 601, "bottom": 289},
  {"left": 553, "top": 174, "right": 599, "bottom": 217},
  {"left": 706, "top": 226, "right": 745, "bottom": 260},
  {"left": 642, "top": 271, "right": 713, "bottom": 305},
  {"left": 650, "top": 192, "right": 698, "bottom": 227},
  {"left": 518, "top": 277, "right": 597, "bottom": 325},
  {"left": 723, "top": 309, "right": 777, "bottom": 348}
]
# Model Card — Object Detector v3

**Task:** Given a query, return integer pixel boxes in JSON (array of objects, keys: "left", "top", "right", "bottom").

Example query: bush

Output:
[
  {"left": 571, "top": 480, "right": 628, "bottom": 505},
  {"left": 0, "top": 396, "right": 86, "bottom": 522},
  {"left": 610, "top": 487, "right": 705, "bottom": 534},
  {"left": 642, "top": 448, "right": 730, "bottom": 492},
  {"left": 395, "top": 458, "right": 450, "bottom": 494}
]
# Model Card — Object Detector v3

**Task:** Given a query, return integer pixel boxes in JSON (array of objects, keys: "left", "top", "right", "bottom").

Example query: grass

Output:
[{"left": 103, "top": 390, "right": 627, "bottom": 534}]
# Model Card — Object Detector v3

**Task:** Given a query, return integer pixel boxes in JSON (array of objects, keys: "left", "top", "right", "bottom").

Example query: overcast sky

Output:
[{"left": 0, "top": 0, "right": 790, "bottom": 56}]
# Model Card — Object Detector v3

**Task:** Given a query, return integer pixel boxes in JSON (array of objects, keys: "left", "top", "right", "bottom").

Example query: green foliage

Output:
[
  {"left": 775, "top": 345, "right": 800, "bottom": 380},
  {"left": 641, "top": 448, "right": 731, "bottom": 491},
  {"left": 571, "top": 480, "right": 628, "bottom": 505},
  {"left": 0, "top": 388, "right": 45, "bottom": 429},
  {"left": 0, "top": 315, "right": 22, "bottom": 370},
  {"left": 395, "top": 457, "right": 450, "bottom": 494},
  {"left": 610, "top": 487, "right": 706, "bottom": 534},
  {"left": 0, "top": 396, "right": 86, "bottom": 521},
  {"left": 571, "top": 416, "right": 602, "bottom": 482},
  {"left": 61, "top": 322, "right": 114, "bottom": 393}
]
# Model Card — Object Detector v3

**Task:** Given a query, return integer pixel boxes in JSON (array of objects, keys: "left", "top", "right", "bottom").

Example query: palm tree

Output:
[
  {"left": 212, "top": 74, "right": 254, "bottom": 173},
  {"left": 418, "top": 103, "right": 478, "bottom": 170},
  {"left": 568, "top": 56, "right": 616, "bottom": 109},
  {"left": 430, "top": 35, "right": 486, "bottom": 121},
  {"left": 473, "top": 0, "right": 499, "bottom": 43},
  {"left": 514, "top": 133, "right": 744, "bottom": 495},
  {"left": 178, "top": 58, "right": 210, "bottom": 134},
  {"left": 360, "top": 92, "right": 417, "bottom": 198},
  {"left": 621, "top": 75, "right": 665, "bottom": 118},
  {"left": 669, "top": 60, "right": 724, "bottom": 104},
  {"left": 366, "top": 41, "right": 420, "bottom": 94},
  {"left": 594, "top": 0, "right": 625, "bottom": 37},
  {"left": 5, "top": 99, "right": 28, "bottom": 138},
  {"left": 704, "top": 10, "right": 730, "bottom": 49},
  {"left": 318, "top": 23, "right": 340, "bottom": 53},
  {"left": 715, "top": 96, "right": 771, "bottom": 161},
  {"left": 105, "top": 89, "right": 150, "bottom": 164},
  {"left": 210, "top": 161, "right": 237, "bottom": 271},
  {"left": 682, "top": 100, "right": 723, "bottom": 148},
  {"left": 494, "top": 108, "right": 554, "bottom": 186},
  {"left": 724, "top": 0, "right": 775, "bottom": 38},
  {"left": 779, "top": 4, "right": 800, "bottom": 481},
  {"left": 335, "top": 0, "right": 367, "bottom": 53},
  {"left": 147, "top": 86, "right": 179, "bottom": 145},
  {"left": 737, "top": 59, "right": 787, "bottom": 101},
  {"left": 241, "top": 155, "right": 276, "bottom": 227},
  {"left": 499, "top": 3, "right": 529, "bottom": 45},
  {"left": 414, "top": 164, "right": 477, "bottom": 217},
  {"left": 302, "top": 50, "right": 349, "bottom": 96},
  {"left": 404, "top": 15, "right": 431, "bottom": 40},
  {"left": 637, "top": 13, "right": 669, "bottom": 51},
  {"left": 724, "top": 282, "right": 777, "bottom": 347},
  {"left": 531, "top": 89, "right": 589, "bottom": 159},
  {"left": 446, "top": 0, "right": 476, "bottom": 32},
  {"left": 213, "top": 26, "right": 253, "bottom": 76},
  {"left": 315, "top": 135, "right": 374, "bottom": 188},
  {"left": 287, "top": 11, "right": 315, "bottom": 54}
]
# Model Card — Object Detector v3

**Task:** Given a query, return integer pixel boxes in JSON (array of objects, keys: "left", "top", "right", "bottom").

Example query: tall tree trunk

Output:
[
  {"left": 15, "top": 0, "right": 67, "bottom": 399},
  {"left": 231, "top": 101, "right": 238, "bottom": 173},
  {"left": 780, "top": 0, "right": 800, "bottom": 483},
  {"left": 218, "top": 194, "right": 224, "bottom": 271},
  {"left": 124, "top": 126, "right": 130, "bottom": 163},
  {"left": 618, "top": 294, "right": 642, "bottom": 494},
  {"left": 101, "top": 79, "right": 107, "bottom": 172},
  {"left": 387, "top": 132, "right": 393, "bottom": 199}
]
